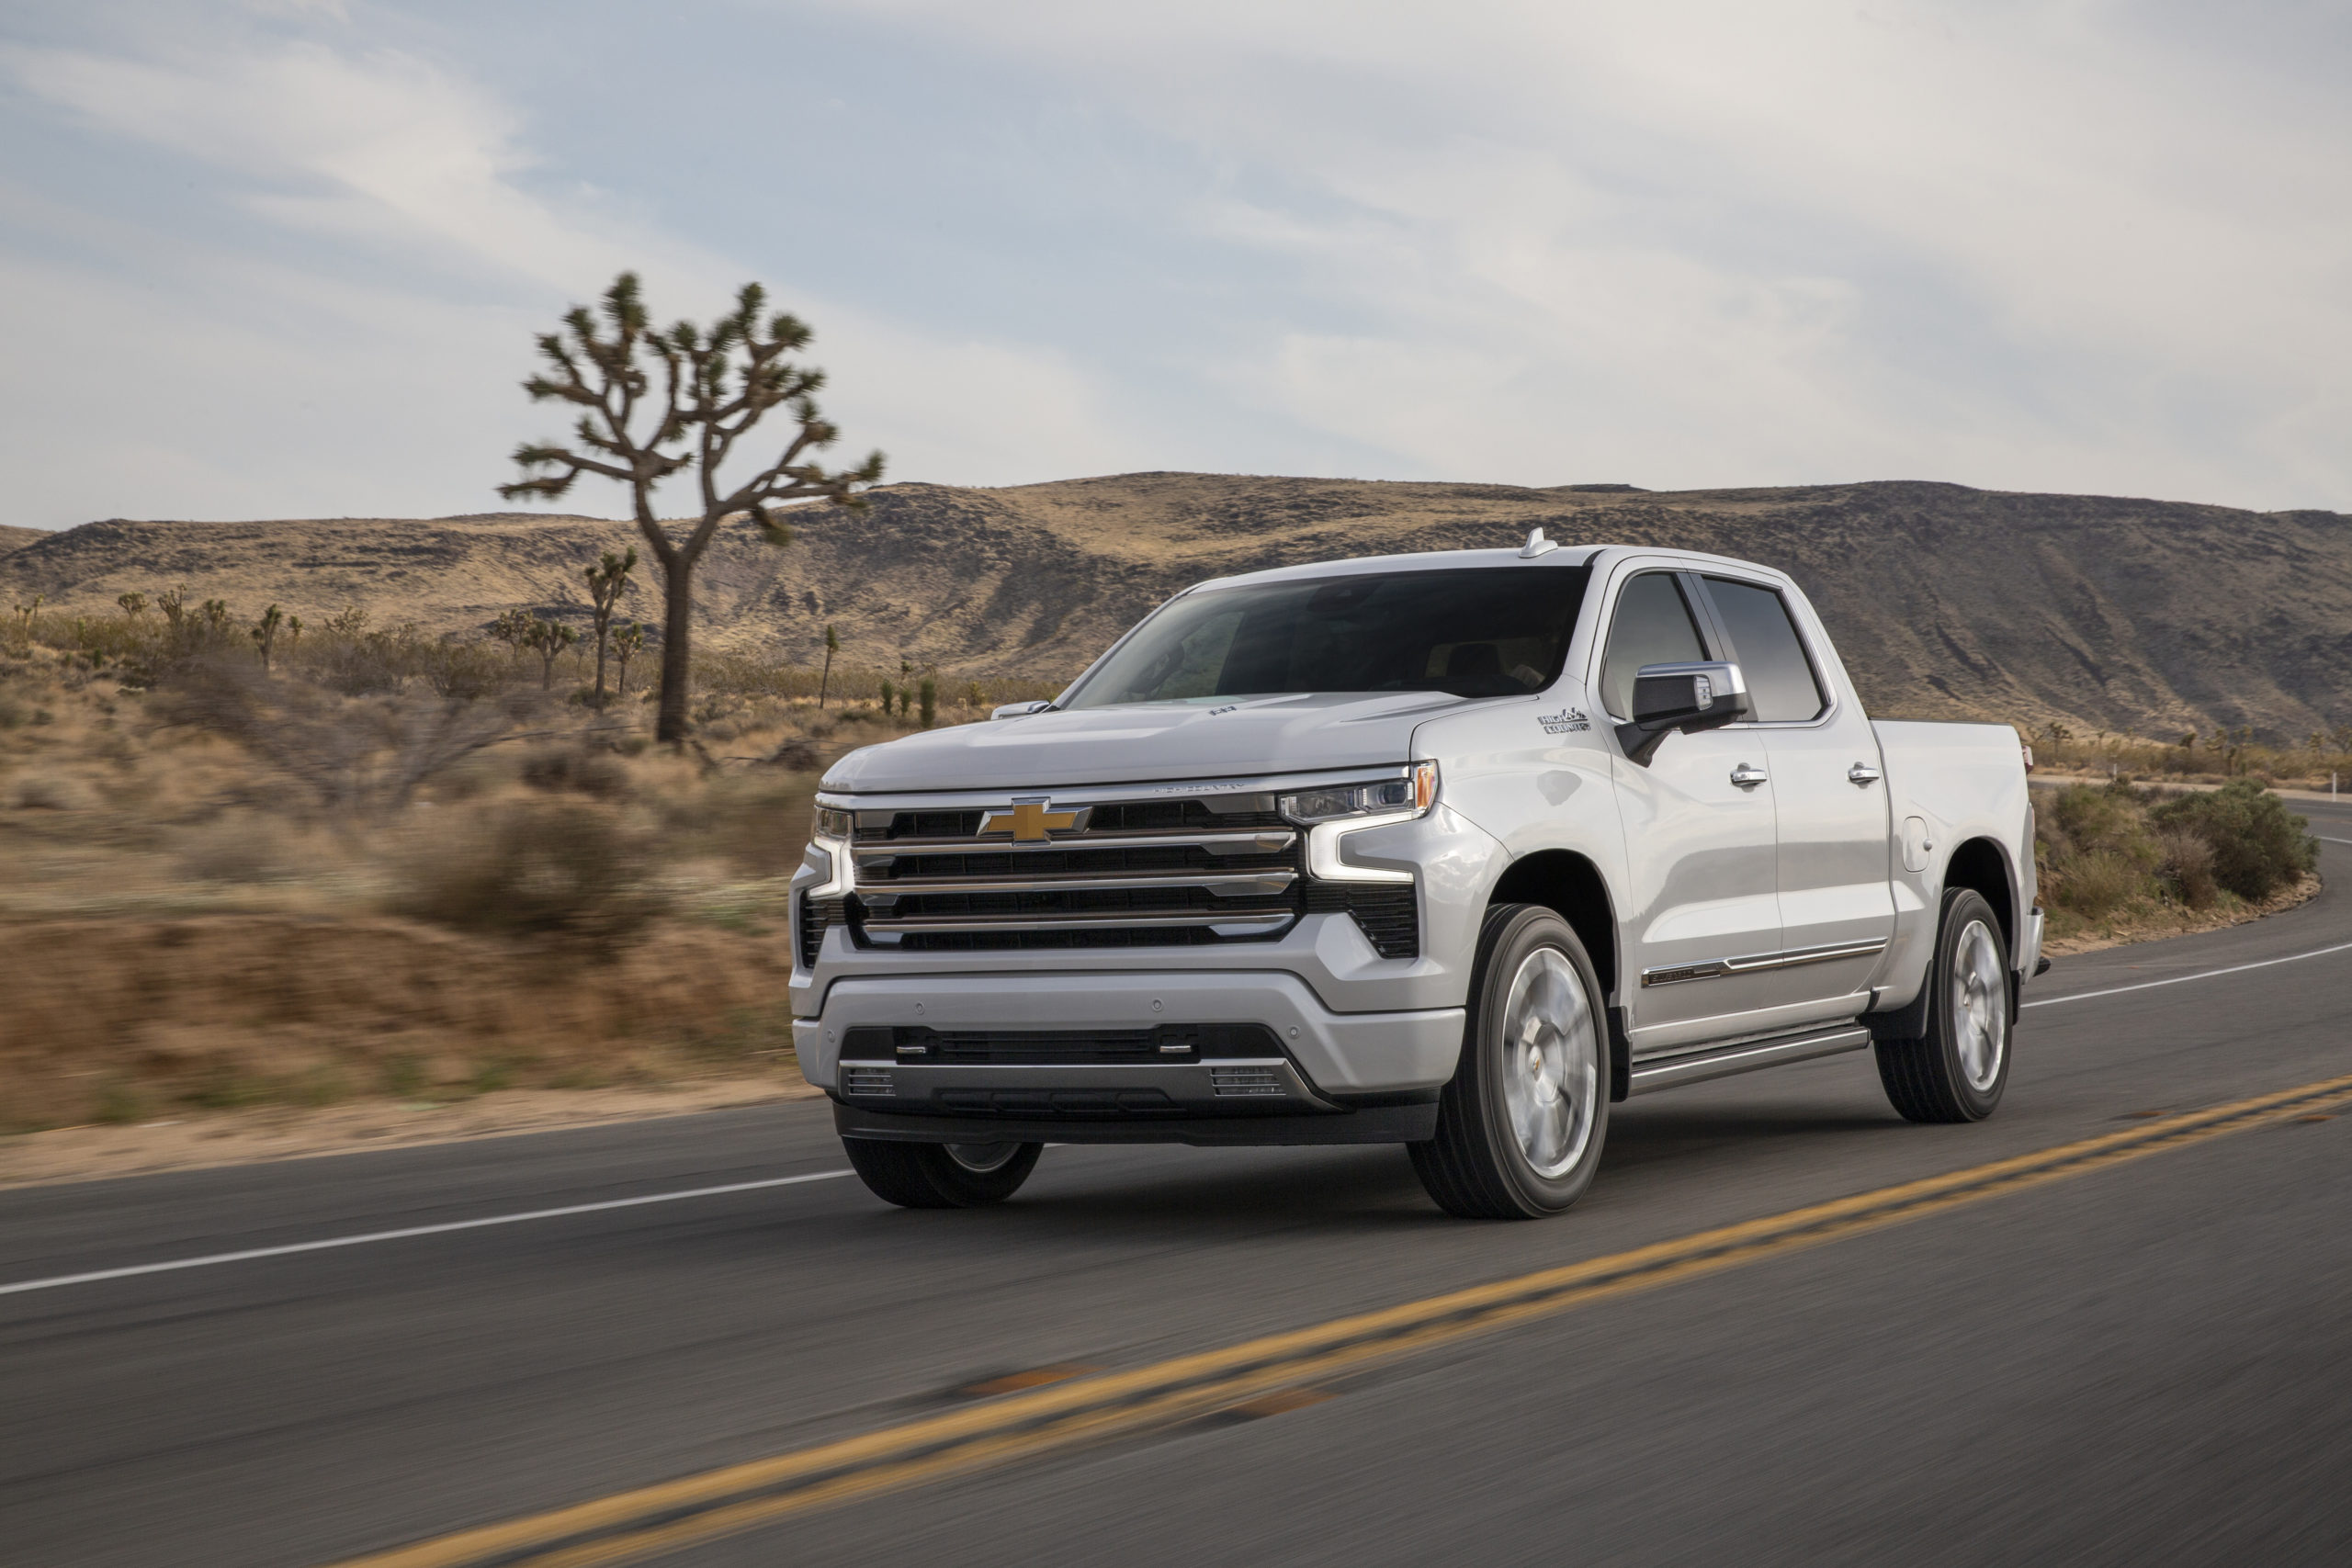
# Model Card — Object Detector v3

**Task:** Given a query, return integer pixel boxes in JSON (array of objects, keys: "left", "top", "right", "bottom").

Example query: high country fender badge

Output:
[{"left": 1538, "top": 708, "right": 1590, "bottom": 735}]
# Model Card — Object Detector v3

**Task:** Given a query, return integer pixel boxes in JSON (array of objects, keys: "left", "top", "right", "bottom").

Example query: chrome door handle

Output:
[
  {"left": 1848, "top": 762, "right": 1883, "bottom": 786},
  {"left": 1730, "top": 764, "right": 1769, "bottom": 789}
]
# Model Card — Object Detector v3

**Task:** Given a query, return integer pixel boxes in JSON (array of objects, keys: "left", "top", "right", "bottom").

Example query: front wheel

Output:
[
  {"left": 843, "top": 1138, "right": 1043, "bottom": 1208},
  {"left": 1410, "top": 904, "right": 1611, "bottom": 1219},
  {"left": 1875, "top": 887, "right": 2012, "bottom": 1123}
]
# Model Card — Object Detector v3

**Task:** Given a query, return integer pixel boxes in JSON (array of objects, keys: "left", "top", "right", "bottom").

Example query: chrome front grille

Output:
[{"left": 845, "top": 796, "right": 1303, "bottom": 951}]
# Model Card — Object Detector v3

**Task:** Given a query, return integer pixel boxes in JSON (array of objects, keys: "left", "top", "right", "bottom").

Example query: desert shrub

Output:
[
  {"left": 659, "top": 773, "right": 817, "bottom": 876},
  {"left": 2053, "top": 851, "right": 2143, "bottom": 918},
  {"left": 420, "top": 639, "right": 510, "bottom": 700},
  {"left": 177, "top": 811, "right": 301, "bottom": 884},
  {"left": 766, "top": 734, "right": 821, "bottom": 771},
  {"left": 519, "top": 745, "right": 632, "bottom": 799},
  {"left": 13, "top": 773, "right": 95, "bottom": 810},
  {"left": 2155, "top": 827, "right": 2219, "bottom": 908},
  {"left": 2151, "top": 780, "right": 2317, "bottom": 900},
  {"left": 389, "top": 798, "right": 665, "bottom": 942}
]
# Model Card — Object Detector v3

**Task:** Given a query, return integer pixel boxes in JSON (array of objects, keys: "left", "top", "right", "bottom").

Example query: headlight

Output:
[
  {"left": 812, "top": 806, "right": 856, "bottom": 840},
  {"left": 1280, "top": 761, "right": 1438, "bottom": 825}
]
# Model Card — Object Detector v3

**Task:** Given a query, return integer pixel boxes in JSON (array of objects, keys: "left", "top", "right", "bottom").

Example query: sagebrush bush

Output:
[
  {"left": 390, "top": 798, "right": 665, "bottom": 942},
  {"left": 2151, "top": 780, "right": 2318, "bottom": 900},
  {"left": 2035, "top": 778, "right": 2315, "bottom": 929}
]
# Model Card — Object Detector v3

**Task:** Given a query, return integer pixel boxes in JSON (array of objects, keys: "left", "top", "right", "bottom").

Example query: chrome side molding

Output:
[{"left": 1641, "top": 937, "right": 1888, "bottom": 988}]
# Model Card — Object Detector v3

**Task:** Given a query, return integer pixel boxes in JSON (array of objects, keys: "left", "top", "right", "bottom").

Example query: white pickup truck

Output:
[{"left": 793, "top": 536, "right": 2041, "bottom": 1219}]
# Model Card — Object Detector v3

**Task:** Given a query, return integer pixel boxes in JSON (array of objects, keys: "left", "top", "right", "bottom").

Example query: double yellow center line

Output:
[{"left": 331, "top": 1069, "right": 2352, "bottom": 1568}]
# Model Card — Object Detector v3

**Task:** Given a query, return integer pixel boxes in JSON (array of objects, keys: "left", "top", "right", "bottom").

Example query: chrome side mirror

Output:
[
  {"left": 1617, "top": 660, "right": 1749, "bottom": 764},
  {"left": 990, "top": 700, "right": 1054, "bottom": 720}
]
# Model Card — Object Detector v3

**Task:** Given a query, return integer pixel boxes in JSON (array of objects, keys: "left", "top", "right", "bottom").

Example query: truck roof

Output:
[
  {"left": 1191, "top": 541, "right": 1801, "bottom": 597},
  {"left": 1192, "top": 543, "right": 1604, "bottom": 595}
]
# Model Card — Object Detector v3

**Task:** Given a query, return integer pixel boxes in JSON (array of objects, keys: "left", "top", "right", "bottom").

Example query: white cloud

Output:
[
  {"left": 1, "top": 0, "right": 2347, "bottom": 524},
  {"left": 0, "top": 24, "right": 1151, "bottom": 525},
  {"left": 802, "top": 0, "right": 2352, "bottom": 506}
]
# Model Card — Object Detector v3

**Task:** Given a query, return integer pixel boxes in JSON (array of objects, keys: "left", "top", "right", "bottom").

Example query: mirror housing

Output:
[
  {"left": 990, "top": 700, "right": 1054, "bottom": 720},
  {"left": 1616, "top": 660, "right": 1749, "bottom": 765}
]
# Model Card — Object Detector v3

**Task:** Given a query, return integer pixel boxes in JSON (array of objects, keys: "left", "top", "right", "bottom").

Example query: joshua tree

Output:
[
  {"left": 918, "top": 677, "right": 936, "bottom": 728},
  {"left": 519, "top": 617, "right": 580, "bottom": 689},
  {"left": 116, "top": 591, "right": 146, "bottom": 620},
  {"left": 251, "top": 604, "right": 286, "bottom": 672},
  {"left": 613, "top": 621, "right": 646, "bottom": 698},
  {"left": 583, "top": 547, "right": 638, "bottom": 704},
  {"left": 879, "top": 678, "right": 895, "bottom": 716},
  {"left": 818, "top": 624, "right": 839, "bottom": 709},
  {"left": 963, "top": 680, "right": 984, "bottom": 709},
  {"left": 500, "top": 272, "right": 884, "bottom": 743}
]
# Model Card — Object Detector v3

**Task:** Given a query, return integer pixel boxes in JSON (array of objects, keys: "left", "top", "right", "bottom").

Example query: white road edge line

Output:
[
  {"left": 0, "top": 1169, "right": 854, "bottom": 1298},
  {"left": 2024, "top": 940, "right": 2352, "bottom": 1010},
  {"left": 2315, "top": 835, "right": 2352, "bottom": 845}
]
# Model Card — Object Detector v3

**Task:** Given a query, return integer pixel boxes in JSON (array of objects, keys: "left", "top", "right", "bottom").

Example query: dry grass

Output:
[
  {"left": 0, "top": 632, "right": 959, "bottom": 1131},
  {"left": 2029, "top": 724, "right": 2352, "bottom": 792}
]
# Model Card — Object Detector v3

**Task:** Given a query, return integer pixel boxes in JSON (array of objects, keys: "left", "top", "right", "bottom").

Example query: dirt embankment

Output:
[{"left": 0, "top": 915, "right": 804, "bottom": 1134}]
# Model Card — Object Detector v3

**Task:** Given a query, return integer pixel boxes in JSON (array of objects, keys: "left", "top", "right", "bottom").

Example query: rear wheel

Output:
[
  {"left": 843, "top": 1138, "right": 1043, "bottom": 1208},
  {"left": 1875, "top": 887, "right": 2011, "bottom": 1123},
  {"left": 1411, "top": 904, "right": 1611, "bottom": 1219}
]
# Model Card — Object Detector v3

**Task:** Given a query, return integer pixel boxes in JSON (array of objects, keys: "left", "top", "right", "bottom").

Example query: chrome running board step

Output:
[{"left": 1625, "top": 1024, "right": 1871, "bottom": 1098}]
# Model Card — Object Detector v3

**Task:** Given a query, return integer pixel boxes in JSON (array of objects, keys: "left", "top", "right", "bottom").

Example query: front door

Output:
[{"left": 1597, "top": 568, "right": 1785, "bottom": 1050}]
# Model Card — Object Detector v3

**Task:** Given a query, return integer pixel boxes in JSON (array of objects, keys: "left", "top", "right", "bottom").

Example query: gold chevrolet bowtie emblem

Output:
[{"left": 980, "top": 800, "right": 1084, "bottom": 841}]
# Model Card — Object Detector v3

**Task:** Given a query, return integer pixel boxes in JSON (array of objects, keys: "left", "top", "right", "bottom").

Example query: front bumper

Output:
[{"left": 792, "top": 971, "right": 1464, "bottom": 1102}]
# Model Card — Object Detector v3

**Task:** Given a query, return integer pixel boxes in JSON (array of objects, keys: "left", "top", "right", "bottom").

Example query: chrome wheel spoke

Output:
[
  {"left": 1498, "top": 946, "right": 1599, "bottom": 1179},
  {"left": 1949, "top": 919, "right": 2007, "bottom": 1092}
]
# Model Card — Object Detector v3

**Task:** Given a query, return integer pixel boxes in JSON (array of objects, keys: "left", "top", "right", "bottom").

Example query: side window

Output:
[
  {"left": 1702, "top": 577, "right": 1826, "bottom": 722},
  {"left": 1598, "top": 572, "right": 1707, "bottom": 718}
]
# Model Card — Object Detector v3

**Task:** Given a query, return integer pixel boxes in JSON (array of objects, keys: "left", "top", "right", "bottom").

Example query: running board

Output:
[{"left": 1625, "top": 1025, "right": 1872, "bottom": 1097}]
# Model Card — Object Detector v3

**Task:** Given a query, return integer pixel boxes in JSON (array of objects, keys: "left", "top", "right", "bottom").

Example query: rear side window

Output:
[
  {"left": 1598, "top": 572, "right": 1707, "bottom": 718},
  {"left": 1702, "top": 577, "right": 1826, "bottom": 722}
]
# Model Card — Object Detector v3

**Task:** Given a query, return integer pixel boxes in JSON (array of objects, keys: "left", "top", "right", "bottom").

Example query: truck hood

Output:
[{"left": 820, "top": 692, "right": 1477, "bottom": 795}]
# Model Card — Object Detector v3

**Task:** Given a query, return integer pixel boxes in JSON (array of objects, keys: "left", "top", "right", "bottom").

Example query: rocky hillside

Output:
[{"left": 6, "top": 474, "right": 2349, "bottom": 737}]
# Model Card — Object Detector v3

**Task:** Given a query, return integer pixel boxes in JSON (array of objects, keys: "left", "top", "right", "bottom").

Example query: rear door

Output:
[
  {"left": 1692, "top": 572, "right": 1894, "bottom": 1011},
  {"left": 1596, "top": 566, "right": 1785, "bottom": 1043}
]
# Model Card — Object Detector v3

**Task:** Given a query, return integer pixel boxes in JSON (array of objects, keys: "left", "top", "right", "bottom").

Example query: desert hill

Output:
[
  {"left": 0, "top": 525, "right": 45, "bottom": 558},
  {"left": 6, "top": 474, "right": 2350, "bottom": 738}
]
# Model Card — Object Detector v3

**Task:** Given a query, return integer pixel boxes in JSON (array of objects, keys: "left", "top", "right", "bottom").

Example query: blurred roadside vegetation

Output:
[
  {"left": 0, "top": 594, "right": 1054, "bottom": 1132},
  {"left": 2025, "top": 718, "right": 2352, "bottom": 790},
  {"left": 2034, "top": 777, "right": 2318, "bottom": 946}
]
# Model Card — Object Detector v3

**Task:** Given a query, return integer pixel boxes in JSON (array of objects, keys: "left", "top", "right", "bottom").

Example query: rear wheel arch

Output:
[{"left": 1942, "top": 836, "right": 2017, "bottom": 955}]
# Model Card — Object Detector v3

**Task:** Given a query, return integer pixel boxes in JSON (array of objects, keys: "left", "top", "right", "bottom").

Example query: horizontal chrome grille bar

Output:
[
  {"left": 862, "top": 910, "right": 1297, "bottom": 937},
  {"left": 854, "top": 829, "right": 1296, "bottom": 863},
  {"left": 861, "top": 872, "right": 1296, "bottom": 903}
]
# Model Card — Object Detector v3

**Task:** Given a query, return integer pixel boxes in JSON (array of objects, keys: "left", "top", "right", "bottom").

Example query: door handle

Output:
[
  {"left": 1730, "top": 764, "right": 1769, "bottom": 789},
  {"left": 1848, "top": 762, "right": 1883, "bottom": 786}
]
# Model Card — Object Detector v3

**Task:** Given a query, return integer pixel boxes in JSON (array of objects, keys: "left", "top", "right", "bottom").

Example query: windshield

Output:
[{"left": 1064, "top": 565, "right": 1592, "bottom": 709}]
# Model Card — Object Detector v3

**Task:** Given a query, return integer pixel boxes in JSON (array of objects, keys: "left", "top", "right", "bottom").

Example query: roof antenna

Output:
[{"left": 1519, "top": 526, "right": 1558, "bottom": 559}]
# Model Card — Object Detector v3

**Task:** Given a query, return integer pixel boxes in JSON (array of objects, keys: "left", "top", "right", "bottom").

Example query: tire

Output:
[
  {"left": 843, "top": 1138, "right": 1043, "bottom": 1209},
  {"left": 1875, "top": 887, "right": 2012, "bottom": 1123},
  {"left": 1410, "top": 904, "right": 1611, "bottom": 1220}
]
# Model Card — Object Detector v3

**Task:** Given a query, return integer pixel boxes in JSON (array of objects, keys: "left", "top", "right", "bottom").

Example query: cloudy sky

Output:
[{"left": 3, "top": 0, "right": 2346, "bottom": 529}]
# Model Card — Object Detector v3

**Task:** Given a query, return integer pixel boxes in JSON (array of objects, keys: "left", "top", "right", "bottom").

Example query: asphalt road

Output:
[{"left": 8, "top": 800, "right": 2352, "bottom": 1567}]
